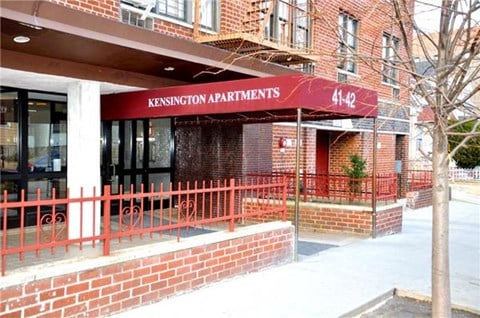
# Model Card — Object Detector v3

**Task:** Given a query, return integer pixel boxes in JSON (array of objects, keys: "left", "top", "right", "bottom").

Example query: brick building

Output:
[
  {"left": 0, "top": 1, "right": 411, "bottom": 316},
  {"left": 1, "top": 0, "right": 411, "bottom": 213}
]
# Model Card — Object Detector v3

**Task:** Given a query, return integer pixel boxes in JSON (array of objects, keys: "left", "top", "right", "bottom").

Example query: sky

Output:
[
  {"left": 414, "top": 0, "right": 480, "bottom": 32},
  {"left": 415, "top": 1, "right": 441, "bottom": 32}
]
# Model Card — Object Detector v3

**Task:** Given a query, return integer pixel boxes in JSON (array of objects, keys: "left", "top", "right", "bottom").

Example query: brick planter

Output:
[
  {"left": 285, "top": 202, "right": 403, "bottom": 237},
  {"left": 406, "top": 188, "right": 433, "bottom": 209},
  {"left": 245, "top": 200, "right": 403, "bottom": 237}
]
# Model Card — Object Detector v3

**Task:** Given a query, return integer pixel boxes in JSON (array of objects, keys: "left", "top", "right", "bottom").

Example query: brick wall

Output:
[
  {"left": 49, "top": 0, "right": 120, "bottom": 20},
  {"left": 48, "top": 0, "right": 412, "bottom": 108},
  {"left": 329, "top": 132, "right": 363, "bottom": 174},
  {"left": 312, "top": 1, "right": 412, "bottom": 107},
  {"left": 285, "top": 202, "right": 402, "bottom": 236},
  {"left": 271, "top": 125, "right": 317, "bottom": 174},
  {"left": 245, "top": 201, "right": 403, "bottom": 237},
  {"left": 0, "top": 222, "right": 294, "bottom": 318},
  {"left": 406, "top": 188, "right": 433, "bottom": 209}
]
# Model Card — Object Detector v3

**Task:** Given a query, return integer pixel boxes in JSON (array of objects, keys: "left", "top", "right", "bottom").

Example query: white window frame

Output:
[
  {"left": 266, "top": 0, "right": 312, "bottom": 49},
  {"left": 382, "top": 33, "right": 400, "bottom": 86},
  {"left": 121, "top": 0, "right": 219, "bottom": 32},
  {"left": 337, "top": 12, "right": 358, "bottom": 74}
]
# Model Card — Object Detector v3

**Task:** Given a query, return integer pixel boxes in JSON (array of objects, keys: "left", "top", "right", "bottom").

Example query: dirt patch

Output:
[{"left": 359, "top": 295, "right": 479, "bottom": 318}]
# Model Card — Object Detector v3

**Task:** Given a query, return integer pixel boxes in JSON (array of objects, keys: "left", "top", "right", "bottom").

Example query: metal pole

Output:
[
  {"left": 294, "top": 108, "right": 301, "bottom": 261},
  {"left": 372, "top": 118, "right": 377, "bottom": 239}
]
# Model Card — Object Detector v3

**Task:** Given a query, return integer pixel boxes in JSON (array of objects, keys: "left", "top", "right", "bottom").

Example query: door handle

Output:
[{"left": 110, "top": 164, "right": 116, "bottom": 182}]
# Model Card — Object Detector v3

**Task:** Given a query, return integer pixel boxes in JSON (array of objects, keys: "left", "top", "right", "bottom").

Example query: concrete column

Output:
[{"left": 67, "top": 81, "right": 101, "bottom": 240}]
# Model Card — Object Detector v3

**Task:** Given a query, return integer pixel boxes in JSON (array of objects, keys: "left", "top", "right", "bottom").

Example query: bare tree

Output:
[
  {"left": 320, "top": 0, "right": 479, "bottom": 315},
  {"left": 390, "top": 1, "right": 480, "bottom": 316}
]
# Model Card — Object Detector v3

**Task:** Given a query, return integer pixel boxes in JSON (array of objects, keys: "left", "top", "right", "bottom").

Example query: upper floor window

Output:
[
  {"left": 121, "top": 0, "right": 219, "bottom": 32},
  {"left": 156, "top": 0, "right": 186, "bottom": 20},
  {"left": 337, "top": 12, "right": 358, "bottom": 73},
  {"left": 265, "top": 0, "right": 311, "bottom": 49},
  {"left": 382, "top": 33, "right": 400, "bottom": 85}
]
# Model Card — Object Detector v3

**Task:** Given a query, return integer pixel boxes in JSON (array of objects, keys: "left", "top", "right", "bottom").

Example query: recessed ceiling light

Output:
[
  {"left": 164, "top": 66, "right": 175, "bottom": 71},
  {"left": 13, "top": 36, "right": 30, "bottom": 44}
]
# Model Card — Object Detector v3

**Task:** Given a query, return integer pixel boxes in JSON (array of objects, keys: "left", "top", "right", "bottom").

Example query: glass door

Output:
[
  {"left": 101, "top": 119, "right": 173, "bottom": 208},
  {"left": 101, "top": 120, "right": 120, "bottom": 194}
]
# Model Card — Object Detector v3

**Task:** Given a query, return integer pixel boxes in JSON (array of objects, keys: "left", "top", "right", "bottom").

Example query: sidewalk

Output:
[{"left": 110, "top": 198, "right": 480, "bottom": 318}]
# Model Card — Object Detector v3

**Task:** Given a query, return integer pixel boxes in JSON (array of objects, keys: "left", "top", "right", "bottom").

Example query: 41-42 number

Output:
[{"left": 331, "top": 88, "right": 356, "bottom": 109}]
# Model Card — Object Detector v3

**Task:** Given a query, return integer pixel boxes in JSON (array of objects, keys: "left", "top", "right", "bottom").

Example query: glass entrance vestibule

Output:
[
  {"left": 101, "top": 118, "right": 174, "bottom": 198},
  {"left": 0, "top": 86, "right": 174, "bottom": 228}
]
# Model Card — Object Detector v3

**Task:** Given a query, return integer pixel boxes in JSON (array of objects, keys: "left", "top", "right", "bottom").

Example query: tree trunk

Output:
[{"left": 431, "top": 118, "right": 452, "bottom": 317}]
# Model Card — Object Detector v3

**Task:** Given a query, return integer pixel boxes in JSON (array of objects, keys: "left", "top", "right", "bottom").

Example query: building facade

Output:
[
  {"left": 1, "top": 0, "right": 411, "bottom": 228},
  {"left": 0, "top": 1, "right": 411, "bottom": 316}
]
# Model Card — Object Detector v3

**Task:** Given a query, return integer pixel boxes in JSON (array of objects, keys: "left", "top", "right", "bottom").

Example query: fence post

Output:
[
  {"left": 1, "top": 191, "right": 7, "bottom": 276},
  {"left": 103, "top": 185, "right": 111, "bottom": 256},
  {"left": 282, "top": 175, "right": 287, "bottom": 221},
  {"left": 229, "top": 178, "right": 235, "bottom": 232},
  {"left": 302, "top": 172, "right": 307, "bottom": 202}
]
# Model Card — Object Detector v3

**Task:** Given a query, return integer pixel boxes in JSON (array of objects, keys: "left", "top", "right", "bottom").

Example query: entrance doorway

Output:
[
  {"left": 315, "top": 130, "right": 330, "bottom": 196},
  {"left": 101, "top": 118, "right": 174, "bottom": 202}
]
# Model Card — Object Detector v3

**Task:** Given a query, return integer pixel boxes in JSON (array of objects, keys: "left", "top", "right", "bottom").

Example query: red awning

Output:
[{"left": 101, "top": 74, "right": 377, "bottom": 125}]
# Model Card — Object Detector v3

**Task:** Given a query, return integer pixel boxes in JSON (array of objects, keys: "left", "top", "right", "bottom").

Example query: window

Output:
[
  {"left": 121, "top": 9, "right": 154, "bottom": 30},
  {"left": 198, "top": 0, "right": 217, "bottom": 31},
  {"left": 338, "top": 12, "right": 358, "bottom": 73},
  {"left": 121, "top": 0, "right": 219, "bottom": 32},
  {"left": 337, "top": 72, "right": 348, "bottom": 83},
  {"left": 156, "top": 0, "right": 186, "bottom": 20},
  {"left": 265, "top": 0, "right": 311, "bottom": 49},
  {"left": 0, "top": 91, "right": 19, "bottom": 173},
  {"left": 382, "top": 33, "right": 400, "bottom": 85},
  {"left": 294, "top": 0, "right": 310, "bottom": 49},
  {"left": 292, "top": 63, "right": 315, "bottom": 74},
  {"left": 27, "top": 99, "right": 67, "bottom": 173}
]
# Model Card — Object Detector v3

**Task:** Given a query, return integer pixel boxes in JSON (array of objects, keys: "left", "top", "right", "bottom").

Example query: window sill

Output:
[
  {"left": 381, "top": 81, "right": 400, "bottom": 89},
  {"left": 337, "top": 69, "right": 361, "bottom": 79}
]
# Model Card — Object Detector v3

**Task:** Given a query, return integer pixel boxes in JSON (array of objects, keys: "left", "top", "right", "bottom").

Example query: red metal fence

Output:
[
  {"left": 1, "top": 177, "right": 287, "bottom": 276},
  {"left": 248, "top": 172, "right": 397, "bottom": 204},
  {"left": 407, "top": 170, "right": 433, "bottom": 191}
]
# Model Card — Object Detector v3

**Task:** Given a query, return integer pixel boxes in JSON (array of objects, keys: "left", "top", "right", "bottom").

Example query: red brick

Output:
[
  {"left": 111, "top": 290, "right": 130, "bottom": 303},
  {"left": 63, "top": 303, "right": 87, "bottom": 317},
  {"left": 78, "top": 289, "right": 99, "bottom": 302},
  {"left": 92, "top": 277, "right": 112, "bottom": 288},
  {"left": 133, "top": 267, "right": 150, "bottom": 278},
  {"left": 113, "top": 271, "right": 132, "bottom": 282},
  {"left": 79, "top": 268, "right": 102, "bottom": 281},
  {"left": 89, "top": 296, "right": 109, "bottom": 309},
  {"left": 53, "top": 274, "right": 77, "bottom": 288},
  {"left": 99, "top": 303, "right": 121, "bottom": 316},
  {"left": 40, "top": 288, "right": 65, "bottom": 301},
  {"left": 52, "top": 295, "right": 76, "bottom": 309},
  {"left": 66, "top": 282, "right": 89, "bottom": 295},
  {"left": 0, "top": 287, "right": 23, "bottom": 301},
  {"left": 7, "top": 295, "right": 36, "bottom": 311},
  {"left": 141, "top": 291, "right": 159, "bottom": 303},
  {"left": 0, "top": 310, "right": 22, "bottom": 318},
  {"left": 25, "top": 280, "right": 51, "bottom": 294},
  {"left": 151, "top": 280, "right": 167, "bottom": 291},
  {"left": 24, "top": 304, "right": 50, "bottom": 317}
]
